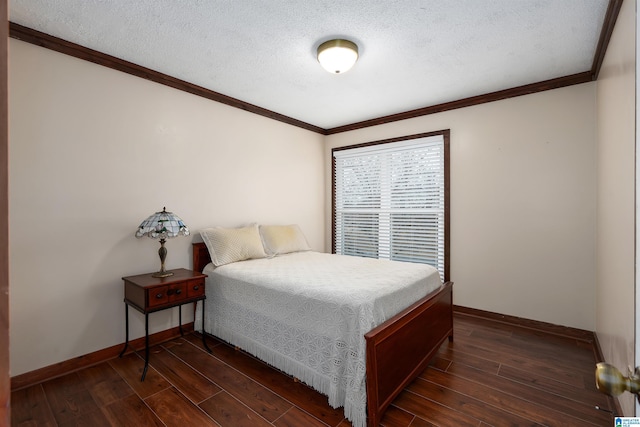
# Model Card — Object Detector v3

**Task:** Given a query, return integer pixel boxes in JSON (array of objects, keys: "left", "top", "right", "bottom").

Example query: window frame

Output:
[{"left": 331, "top": 129, "right": 450, "bottom": 281}]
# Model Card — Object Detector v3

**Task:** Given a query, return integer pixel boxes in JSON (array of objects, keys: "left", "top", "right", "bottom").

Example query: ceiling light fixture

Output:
[{"left": 317, "top": 39, "right": 358, "bottom": 74}]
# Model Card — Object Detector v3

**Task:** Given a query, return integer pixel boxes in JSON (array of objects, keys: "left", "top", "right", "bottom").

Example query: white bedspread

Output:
[{"left": 195, "top": 251, "right": 442, "bottom": 427}]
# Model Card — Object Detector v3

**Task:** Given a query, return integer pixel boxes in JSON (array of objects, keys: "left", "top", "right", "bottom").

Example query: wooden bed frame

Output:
[{"left": 192, "top": 242, "right": 453, "bottom": 427}]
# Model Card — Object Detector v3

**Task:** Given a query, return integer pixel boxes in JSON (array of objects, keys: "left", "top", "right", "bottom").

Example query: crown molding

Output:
[
  {"left": 325, "top": 72, "right": 593, "bottom": 134},
  {"left": 9, "top": 22, "right": 326, "bottom": 135}
]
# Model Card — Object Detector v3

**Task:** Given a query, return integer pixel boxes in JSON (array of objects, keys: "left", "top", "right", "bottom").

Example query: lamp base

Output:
[
  {"left": 152, "top": 270, "right": 174, "bottom": 278},
  {"left": 153, "top": 238, "right": 173, "bottom": 278}
]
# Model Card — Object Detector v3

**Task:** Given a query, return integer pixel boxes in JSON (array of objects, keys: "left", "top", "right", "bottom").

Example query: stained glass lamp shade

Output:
[{"left": 135, "top": 207, "right": 190, "bottom": 277}]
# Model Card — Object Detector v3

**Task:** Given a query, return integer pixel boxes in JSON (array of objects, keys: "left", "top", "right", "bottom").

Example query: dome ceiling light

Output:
[{"left": 317, "top": 39, "right": 359, "bottom": 74}]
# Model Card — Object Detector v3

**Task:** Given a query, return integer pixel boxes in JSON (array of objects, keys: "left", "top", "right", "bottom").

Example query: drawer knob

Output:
[
  {"left": 175, "top": 289, "right": 182, "bottom": 295},
  {"left": 193, "top": 285, "right": 199, "bottom": 291},
  {"left": 155, "top": 293, "right": 163, "bottom": 299}
]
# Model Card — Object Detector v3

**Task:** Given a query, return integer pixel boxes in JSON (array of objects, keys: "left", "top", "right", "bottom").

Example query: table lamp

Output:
[{"left": 135, "top": 207, "right": 190, "bottom": 277}]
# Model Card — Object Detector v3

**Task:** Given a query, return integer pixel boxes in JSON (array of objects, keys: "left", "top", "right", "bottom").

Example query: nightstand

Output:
[{"left": 119, "top": 268, "right": 211, "bottom": 380}]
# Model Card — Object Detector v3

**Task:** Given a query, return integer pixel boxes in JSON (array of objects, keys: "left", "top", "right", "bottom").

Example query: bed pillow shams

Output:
[
  {"left": 201, "top": 224, "right": 267, "bottom": 267},
  {"left": 259, "top": 224, "right": 311, "bottom": 256}
]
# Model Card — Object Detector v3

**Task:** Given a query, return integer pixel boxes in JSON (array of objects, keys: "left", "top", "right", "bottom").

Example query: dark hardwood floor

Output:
[{"left": 11, "top": 312, "right": 616, "bottom": 426}]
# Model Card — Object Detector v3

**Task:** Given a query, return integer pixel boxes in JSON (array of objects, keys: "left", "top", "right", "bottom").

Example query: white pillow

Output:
[
  {"left": 259, "top": 224, "right": 311, "bottom": 256},
  {"left": 200, "top": 224, "right": 267, "bottom": 267}
]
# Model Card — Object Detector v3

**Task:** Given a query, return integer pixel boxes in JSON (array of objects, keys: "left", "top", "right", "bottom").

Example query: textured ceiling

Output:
[{"left": 9, "top": 0, "right": 610, "bottom": 129}]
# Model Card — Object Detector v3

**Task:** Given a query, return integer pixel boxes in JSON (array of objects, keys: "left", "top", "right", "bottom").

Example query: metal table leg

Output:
[
  {"left": 119, "top": 303, "right": 129, "bottom": 357},
  {"left": 141, "top": 313, "right": 149, "bottom": 381},
  {"left": 202, "top": 299, "right": 212, "bottom": 353}
]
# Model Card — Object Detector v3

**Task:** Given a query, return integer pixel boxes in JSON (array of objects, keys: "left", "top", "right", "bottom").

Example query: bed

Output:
[{"left": 192, "top": 225, "right": 453, "bottom": 427}]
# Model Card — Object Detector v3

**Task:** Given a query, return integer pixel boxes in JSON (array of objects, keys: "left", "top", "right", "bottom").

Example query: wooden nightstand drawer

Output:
[
  {"left": 148, "top": 285, "right": 169, "bottom": 307},
  {"left": 144, "top": 282, "right": 189, "bottom": 308},
  {"left": 186, "top": 277, "right": 205, "bottom": 298},
  {"left": 167, "top": 282, "right": 187, "bottom": 303}
]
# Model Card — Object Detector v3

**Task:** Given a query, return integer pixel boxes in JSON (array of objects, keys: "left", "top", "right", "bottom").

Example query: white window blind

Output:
[{"left": 333, "top": 134, "right": 446, "bottom": 278}]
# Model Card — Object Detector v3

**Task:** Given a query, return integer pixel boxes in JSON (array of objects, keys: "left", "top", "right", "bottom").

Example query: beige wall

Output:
[
  {"left": 9, "top": 39, "right": 325, "bottom": 376},
  {"left": 595, "top": 0, "right": 636, "bottom": 416},
  {"left": 326, "top": 83, "right": 598, "bottom": 331}
]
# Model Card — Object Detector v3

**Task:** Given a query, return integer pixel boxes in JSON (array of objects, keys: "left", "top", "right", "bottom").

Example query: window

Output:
[{"left": 332, "top": 131, "right": 449, "bottom": 281}]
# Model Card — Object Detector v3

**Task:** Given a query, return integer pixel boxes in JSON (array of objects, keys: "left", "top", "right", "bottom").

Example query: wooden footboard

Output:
[
  {"left": 364, "top": 281, "right": 453, "bottom": 427},
  {"left": 192, "top": 242, "right": 453, "bottom": 427}
]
